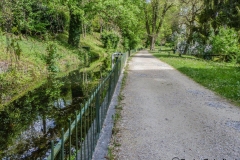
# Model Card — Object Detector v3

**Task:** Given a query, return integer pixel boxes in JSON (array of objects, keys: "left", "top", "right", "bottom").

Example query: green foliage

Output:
[
  {"left": 6, "top": 35, "right": 22, "bottom": 65},
  {"left": 67, "top": 1, "right": 85, "bottom": 47},
  {"left": 197, "top": 0, "right": 240, "bottom": 54},
  {"left": 0, "top": 69, "right": 32, "bottom": 101},
  {"left": 46, "top": 42, "right": 59, "bottom": 72},
  {"left": 209, "top": 27, "right": 240, "bottom": 62},
  {"left": 101, "top": 31, "right": 120, "bottom": 49},
  {"left": 1, "top": 0, "right": 68, "bottom": 35},
  {"left": 199, "top": 0, "right": 240, "bottom": 32},
  {"left": 90, "top": 0, "right": 145, "bottom": 50}
]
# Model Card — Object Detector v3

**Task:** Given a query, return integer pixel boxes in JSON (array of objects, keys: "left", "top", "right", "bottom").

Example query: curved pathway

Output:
[{"left": 113, "top": 50, "right": 240, "bottom": 160}]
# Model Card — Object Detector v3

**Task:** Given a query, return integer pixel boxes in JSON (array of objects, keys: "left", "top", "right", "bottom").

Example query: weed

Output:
[{"left": 106, "top": 146, "right": 114, "bottom": 160}]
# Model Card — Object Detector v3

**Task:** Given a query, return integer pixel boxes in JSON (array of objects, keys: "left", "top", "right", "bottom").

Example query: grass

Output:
[
  {"left": 0, "top": 34, "right": 81, "bottom": 72},
  {"left": 0, "top": 32, "right": 112, "bottom": 107},
  {"left": 0, "top": 33, "right": 82, "bottom": 106},
  {"left": 80, "top": 33, "right": 115, "bottom": 73},
  {"left": 151, "top": 47, "right": 240, "bottom": 106}
]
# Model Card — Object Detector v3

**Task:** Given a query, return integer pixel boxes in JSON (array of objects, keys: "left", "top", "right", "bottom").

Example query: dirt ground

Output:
[{"left": 112, "top": 50, "right": 240, "bottom": 160}]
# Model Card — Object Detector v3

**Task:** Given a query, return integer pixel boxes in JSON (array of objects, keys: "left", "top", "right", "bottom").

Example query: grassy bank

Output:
[
  {"left": 0, "top": 32, "right": 111, "bottom": 107},
  {"left": 151, "top": 48, "right": 240, "bottom": 106}
]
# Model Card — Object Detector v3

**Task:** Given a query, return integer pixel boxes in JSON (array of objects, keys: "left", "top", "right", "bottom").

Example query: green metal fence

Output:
[{"left": 47, "top": 50, "right": 133, "bottom": 160}]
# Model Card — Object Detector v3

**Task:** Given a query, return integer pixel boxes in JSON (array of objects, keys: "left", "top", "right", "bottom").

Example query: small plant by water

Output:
[{"left": 46, "top": 42, "right": 60, "bottom": 73}]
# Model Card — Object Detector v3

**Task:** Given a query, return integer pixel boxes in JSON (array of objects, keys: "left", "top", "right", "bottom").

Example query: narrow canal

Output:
[{"left": 0, "top": 68, "right": 103, "bottom": 159}]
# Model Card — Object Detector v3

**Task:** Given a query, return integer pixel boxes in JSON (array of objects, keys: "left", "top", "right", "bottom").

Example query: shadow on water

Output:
[{"left": 0, "top": 69, "right": 100, "bottom": 159}]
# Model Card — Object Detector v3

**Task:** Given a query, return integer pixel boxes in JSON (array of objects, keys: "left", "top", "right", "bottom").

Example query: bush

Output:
[
  {"left": 100, "top": 31, "right": 120, "bottom": 49},
  {"left": 46, "top": 42, "right": 59, "bottom": 72},
  {"left": 209, "top": 27, "right": 240, "bottom": 62},
  {"left": 1, "top": 1, "right": 68, "bottom": 35}
]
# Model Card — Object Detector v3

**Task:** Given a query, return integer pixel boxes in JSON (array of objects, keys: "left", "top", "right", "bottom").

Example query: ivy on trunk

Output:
[{"left": 68, "top": 10, "right": 82, "bottom": 47}]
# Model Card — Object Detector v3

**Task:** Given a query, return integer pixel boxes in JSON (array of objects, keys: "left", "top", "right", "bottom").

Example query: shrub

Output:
[
  {"left": 1, "top": 1, "right": 68, "bottom": 35},
  {"left": 46, "top": 42, "right": 59, "bottom": 72},
  {"left": 100, "top": 31, "right": 120, "bottom": 49},
  {"left": 209, "top": 27, "right": 240, "bottom": 62}
]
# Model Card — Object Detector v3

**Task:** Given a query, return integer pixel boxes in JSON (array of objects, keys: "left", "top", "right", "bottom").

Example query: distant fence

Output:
[{"left": 47, "top": 50, "right": 136, "bottom": 160}]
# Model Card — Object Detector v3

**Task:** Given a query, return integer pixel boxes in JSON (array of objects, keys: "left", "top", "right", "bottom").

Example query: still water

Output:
[{"left": 0, "top": 69, "right": 101, "bottom": 159}]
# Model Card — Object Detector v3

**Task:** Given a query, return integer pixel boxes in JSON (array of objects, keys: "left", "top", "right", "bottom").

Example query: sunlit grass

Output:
[
  {"left": 0, "top": 32, "right": 110, "bottom": 107},
  {"left": 151, "top": 47, "right": 240, "bottom": 106}
]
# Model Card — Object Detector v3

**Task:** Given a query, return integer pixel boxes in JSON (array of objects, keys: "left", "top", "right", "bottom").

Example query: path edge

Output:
[{"left": 92, "top": 54, "right": 130, "bottom": 160}]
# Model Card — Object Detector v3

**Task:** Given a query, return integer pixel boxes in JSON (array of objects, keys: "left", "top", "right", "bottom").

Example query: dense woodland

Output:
[{"left": 0, "top": 0, "right": 240, "bottom": 105}]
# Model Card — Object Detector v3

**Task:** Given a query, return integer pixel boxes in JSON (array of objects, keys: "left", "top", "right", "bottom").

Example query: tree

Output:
[
  {"left": 178, "top": 0, "right": 203, "bottom": 55},
  {"left": 209, "top": 27, "right": 240, "bottom": 62},
  {"left": 144, "top": 0, "right": 175, "bottom": 50},
  {"left": 198, "top": 0, "right": 240, "bottom": 41},
  {"left": 68, "top": 1, "right": 84, "bottom": 47},
  {"left": 91, "top": 0, "right": 145, "bottom": 51}
]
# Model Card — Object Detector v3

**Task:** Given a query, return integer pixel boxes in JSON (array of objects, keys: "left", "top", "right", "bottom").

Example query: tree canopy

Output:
[{"left": 1, "top": 0, "right": 240, "bottom": 61}]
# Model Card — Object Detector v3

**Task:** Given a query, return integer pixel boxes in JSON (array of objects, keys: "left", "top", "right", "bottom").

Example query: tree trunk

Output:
[
  {"left": 82, "top": 23, "right": 85, "bottom": 38},
  {"left": 42, "top": 115, "right": 46, "bottom": 134},
  {"left": 183, "top": 27, "right": 193, "bottom": 55},
  {"left": 84, "top": 24, "right": 87, "bottom": 36},
  {"left": 150, "top": 36, "right": 155, "bottom": 50},
  {"left": 68, "top": 10, "right": 81, "bottom": 48}
]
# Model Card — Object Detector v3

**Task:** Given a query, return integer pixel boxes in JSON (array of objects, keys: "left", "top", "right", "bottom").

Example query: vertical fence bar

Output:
[
  {"left": 93, "top": 90, "right": 97, "bottom": 146},
  {"left": 95, "top": 86, "right": 100, "bottom": 135},
  {"left": 87, "top": 100, "right": 90, "bottom": 160},
  {"left": 91, "top": 94, "right": 94, "bottom": 157},
  {"left": 69, "top": 119, "right": 71, "bottom": 160},
  {"left": 80, "top": 104, "right": 83, "bottom": 160},
  {"left": 61, "top": 128, "right": 64, "bottom": 160},
  {"left": 108, "top": 75, "right": 111, "bottom": 104},
  {"left": 90, "top": 97, "right": 92, "bottom": 158},
  {"left": 84, "top": 102, "right": 87, "bottom": 160},
  {"left": 75, "top": 111, "right": 78, "bottom": 160},
  {"left": 116, "top": 60, "right": 119, "bottom": 85},
  {"left": 116, "top": 61, "right": 118, "bottom": 85},
  {"left": 120, "top": 57, "right": 122, "bottom": 75},
  {"left": 51, "top": 140, "right": 54, "bottom": 160},
  {"left": 114, "top": 63, "right": 117, "bottom": 87}
]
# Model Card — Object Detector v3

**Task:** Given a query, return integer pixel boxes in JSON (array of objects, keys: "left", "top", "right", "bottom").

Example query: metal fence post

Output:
[
  {"left": 68, "top": 119, "right": 71, "bottom": 160},
  {"left": 114, "top": 61, "right": 117, "bottom": 88},
  {"left": 95, "top": 86, "right": 100, "bottom": 135},
  {"left": 51, "top": 140, "right": 54, "bottom": 160},
  {"left": 75, "top": 111, "right": 78, "bottom": 160},
  {"left": 80, "top": 104, "right": 83, "bottom": 160},
  {"left": 61, "top": 128, "right": 64, "bottom": 160},
  {"left": 91, "top": 95, "right": 94, "bottom": 157},
  {"left": 87, "top": 100, "right": 90, "bottom": 159},
  {"left": 84, "top": 103, "right": 86, "bottom": 160},
  {"left": 108, "top": 74, "right": 112, "bottom": 106}
]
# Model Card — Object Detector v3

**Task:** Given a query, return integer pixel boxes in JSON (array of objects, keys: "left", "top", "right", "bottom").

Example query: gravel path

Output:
[{"left": 113, "top": 50, "right": 240, "bottom": 160}]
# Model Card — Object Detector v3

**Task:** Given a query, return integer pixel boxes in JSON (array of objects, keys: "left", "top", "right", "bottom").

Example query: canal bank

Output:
[{"left": 0, "top": 66, "right": 106, "bottom": 159}]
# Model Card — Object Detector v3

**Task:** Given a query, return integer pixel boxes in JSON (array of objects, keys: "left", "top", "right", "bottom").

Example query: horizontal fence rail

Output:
[{"left": 46, "top": 50, "right": 136, "bottom": 160}]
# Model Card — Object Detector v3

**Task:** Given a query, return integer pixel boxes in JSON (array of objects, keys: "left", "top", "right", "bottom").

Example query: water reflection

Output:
[{"left": 0, "top": 69, "right": 99, "bottom": 159}]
